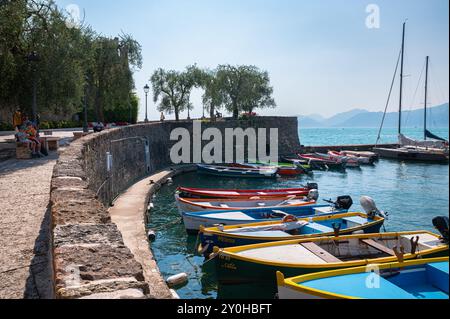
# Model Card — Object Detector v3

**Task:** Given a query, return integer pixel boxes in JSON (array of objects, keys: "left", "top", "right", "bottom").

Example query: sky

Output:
[{"left": 55, "top": 0, "right": 449, "bottom": 121}]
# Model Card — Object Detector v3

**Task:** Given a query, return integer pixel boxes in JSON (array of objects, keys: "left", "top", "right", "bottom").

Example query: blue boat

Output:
[
  {"left": 197, "top": 164, "right": 278, "bottom": 179},
  {"left": 199, "top": 212, "right": 385, "bottom": 254},
  {"left": 277, "top": 257, "right": 449, "bottom": 299},
  {"left": 182, "top": 196, "right": 355, "bottom": 233}
]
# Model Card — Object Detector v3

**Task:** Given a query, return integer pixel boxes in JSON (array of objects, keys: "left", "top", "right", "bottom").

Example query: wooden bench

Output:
[
  {"left": 301, "top": 242, "right": 342, "bottom": 263},
  {"left": 361, "top": 239, "right": 395, "bottom": 256}
]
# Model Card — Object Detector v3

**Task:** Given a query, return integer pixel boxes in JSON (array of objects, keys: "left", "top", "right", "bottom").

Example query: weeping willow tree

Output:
[{"left": 0, "top": 0, "right": 142, "bottom": 126}]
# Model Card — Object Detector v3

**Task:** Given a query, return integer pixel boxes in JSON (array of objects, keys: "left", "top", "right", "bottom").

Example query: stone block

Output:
[
  {"left": 52, "top": 200, "right": 111, "bottom": 226},
  {"left": 54, "top": 224, "right": 125, "bottom": 248},
  {"left": 57, "top": 278, "right": 149, "bottom": 299},
  {"left": 54, "top": 245, "right": 145, "bottom": 291}
]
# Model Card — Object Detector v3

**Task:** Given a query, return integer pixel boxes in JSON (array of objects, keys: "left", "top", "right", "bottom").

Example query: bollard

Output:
[
  {"left": 147, "top": 229, "right": 156, "bottom": 241},
  {"left": 167, "top": 273, "right": 188, "bottom": 288}
]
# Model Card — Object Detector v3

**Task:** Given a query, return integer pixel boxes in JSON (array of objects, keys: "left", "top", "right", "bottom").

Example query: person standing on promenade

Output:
[{"left": 13, "top": 109, "right": 23, "bottom": 132}]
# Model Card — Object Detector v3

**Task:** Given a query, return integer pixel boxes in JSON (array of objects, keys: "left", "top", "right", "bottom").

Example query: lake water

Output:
[
  {"left": 299, "top": 127, "right": 449, "bottom": 146},
  {"left": 148, "top": 127, "right": 449, "bottom": 299}
]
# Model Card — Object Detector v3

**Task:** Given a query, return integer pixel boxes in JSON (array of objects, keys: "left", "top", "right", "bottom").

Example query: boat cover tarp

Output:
[{"left": 399, "top": 134, "right": 448, "bottom": 149}]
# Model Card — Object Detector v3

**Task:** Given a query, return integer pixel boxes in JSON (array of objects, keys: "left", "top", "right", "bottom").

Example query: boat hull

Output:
[
  {"left": 182, "top": 205, "right": 344, "bottom": 233},
  {"left": 175, "top": 193, "right": 316, "bottom": 214},
  {"left": 373, "top": 147, "right": 449, "bottom": 163},
  {"left": 214, "top": 232, "right": 449, "bottom": 287},
  {"left": 200, "top": 214, "right": 384, "bottom": 252},
  {"left": 197, "top": 164, "right": 278, "bottom": 178},
  {"left": 177, "top": 187, "right": 313, "bottom": 200},
  {"left": 277, "top": 257, "right": 449, "bottom": 299}
]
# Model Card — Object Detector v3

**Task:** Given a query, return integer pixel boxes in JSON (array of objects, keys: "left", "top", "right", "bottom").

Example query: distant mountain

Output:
[
  {"left": 337, "top": 103, "right": 449, "bottom": 128},
  {"left": 298, "top": 103, "right": 449, "bottom": 128},
  {"left": 324, "top": 109, "right": 369, "bottom": 127},
  {"left": 298, "top": 116, "right": 325, "bottom": 128}
]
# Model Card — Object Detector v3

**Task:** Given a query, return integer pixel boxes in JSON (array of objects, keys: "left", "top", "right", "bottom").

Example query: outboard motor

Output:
[
  {"left": 307, "top": 189, "right": 319, "bottom": 202},
  {"left": 432, "top": 216, "right": 449, "bottom": 244},
  {"left": 307, "top": 183, "right": 319, "bottom": 191},
  {"left": 335, "top": 196, "right": 353, "bottom": 210},
  {"left": 360, "top": 196, "right": 387, "bottom": 219}
]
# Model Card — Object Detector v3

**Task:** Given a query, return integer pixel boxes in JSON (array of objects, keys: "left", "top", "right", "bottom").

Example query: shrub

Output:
[{"left": 0, "top": 122, "right": 14, "bottom": 131}]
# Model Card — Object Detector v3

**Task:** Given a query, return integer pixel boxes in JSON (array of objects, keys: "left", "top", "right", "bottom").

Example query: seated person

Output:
[{"left": 25, "top": 122, "right": 44, "bottom": 158}]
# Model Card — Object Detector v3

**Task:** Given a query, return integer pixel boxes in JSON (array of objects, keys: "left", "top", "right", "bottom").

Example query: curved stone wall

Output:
[{"left": 49, "top": 117, "right": 301, "bottom": 299}]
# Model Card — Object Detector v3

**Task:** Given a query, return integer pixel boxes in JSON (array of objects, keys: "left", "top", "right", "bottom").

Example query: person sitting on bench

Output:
[{"left": 25, "top": 121, "right": 45, "bottom": 158}]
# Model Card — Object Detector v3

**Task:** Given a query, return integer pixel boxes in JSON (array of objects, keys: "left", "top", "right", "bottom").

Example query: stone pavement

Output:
[{"left": 0, "top": 152, "right": 59, "bottom": 299}]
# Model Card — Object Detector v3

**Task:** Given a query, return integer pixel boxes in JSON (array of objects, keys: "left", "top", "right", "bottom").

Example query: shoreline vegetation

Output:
[{"left": 0, "top": 0, "right": 142, "bottom": 126}]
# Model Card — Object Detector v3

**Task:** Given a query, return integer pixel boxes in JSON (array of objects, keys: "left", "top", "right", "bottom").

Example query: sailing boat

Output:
[
  {"left": 399, "top": 56, "right": 449, "bottom": 150},
  {"left": 373, "top": 23, "right": 449, "bottom": 163}
]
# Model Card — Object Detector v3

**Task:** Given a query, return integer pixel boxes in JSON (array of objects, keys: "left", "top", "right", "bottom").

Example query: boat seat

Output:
[
  {"left": 343, "top": 216, "right": 368, "bottom": 227},
  {"left": 302, "top": 222, "right": 334, "bottom": 233},
  {"left": 427, "top": 262, "right": 449, "bottom": 294},
  {"left": 301, "top": 242, "right": 342, "bottom": 263},
  {"left": 314, "top": 207, "right": 337, "bottom": 215},
  {"left": 361, "top": 239, "right": 395, "bottom": 256}
]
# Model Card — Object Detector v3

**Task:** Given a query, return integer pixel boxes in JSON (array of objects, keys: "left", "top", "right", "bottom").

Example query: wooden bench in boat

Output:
[
  {"left": 361, "top": 239, "right": 395, "bottom": 256},
  {"left": 301, "top": 242, "right": 342, "bottom": 263}
]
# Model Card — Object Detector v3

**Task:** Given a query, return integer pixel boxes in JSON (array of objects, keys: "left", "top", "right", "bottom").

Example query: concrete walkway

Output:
[
  {"left": 0, "top": 153, "right": 59, "bottom": 299},
  {"left": 109, "top": 166, "right": 196, "bottom": 299}
]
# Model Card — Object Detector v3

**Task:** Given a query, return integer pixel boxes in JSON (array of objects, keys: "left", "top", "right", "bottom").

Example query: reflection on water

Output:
[{"left": 148, "top": 160, "right": 449, "bottom": 299}]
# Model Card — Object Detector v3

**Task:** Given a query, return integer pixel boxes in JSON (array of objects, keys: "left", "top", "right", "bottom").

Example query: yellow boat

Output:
[
  {"left": 277, "top": 257, "right": 449, "bottom": 299},
  {"left": 213, "top": 231, "right": 449, "bottom": 287}
]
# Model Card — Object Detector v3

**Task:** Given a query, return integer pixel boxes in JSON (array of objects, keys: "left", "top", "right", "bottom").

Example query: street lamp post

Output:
[
  {"left": 144, "top": 84, "right": 150, "bottom": 123},
  {"left": 83, "top": 76, "right": 89, "bottom": 133},
  {"left": 27, "top": 51, "right": 40, "bottom": 123}
]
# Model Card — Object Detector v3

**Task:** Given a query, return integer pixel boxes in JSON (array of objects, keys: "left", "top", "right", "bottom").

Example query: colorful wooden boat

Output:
[
  {"left": 341, "top": 150, "right": 378, "bottom": 162},
  {"left": 230, "top": 163, "right": 308, "bottom": 176},
  {"left": 297, "top": 154, "right": 347, "bottom": 171},
  {"left": 213, "top": 231, "right": 449, "bottom": 286},
  {"left": 257, "top": 161, "right": 313, "bottom": 172},
  {"left": 183, "top": 205, "right": 348, "bottom": 233},
  {"left": 199, "top": 212, "right": 385, "bottom": 255},
  {"left": 176, "top": 193, "right": 317, "bottom": 213},
  {"left": 277, "top": 257, "right": 449, "bottom": 299},
  {"left": 197, "top": 164, "right": 278, "bottom": 178},
  {"left": 176, "top": 185, "right": 318, "bottom": 200},
  {"left": 315, "top": 152, "right": 361, "bottom": 168},
  {"left": 182, "top": 198, "right": 353, "bottom": 233},
  {"left": 328, "top": 151, "right": 368, "bottom": 166}
]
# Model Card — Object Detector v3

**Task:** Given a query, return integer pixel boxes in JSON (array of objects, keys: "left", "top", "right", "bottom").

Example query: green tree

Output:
[
  {"left": 0, "top": 0, "right": 142, "bottom": 126},
  {"left": 197, "top": 68, "right": 225, "bottom": 121},
  {"left": 151, "top": 65, "right": 199, "bottom": 121},
  {"left": 216, "top": 65, "right": 276, "bottom": 119}
]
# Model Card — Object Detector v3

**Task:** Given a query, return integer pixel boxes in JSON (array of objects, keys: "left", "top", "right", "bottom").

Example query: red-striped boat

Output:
[
  {"left": 177, "top": 185, "right": 318, "bottom": 200},
  {"left": 230, "top": 163, "right": 306, "bottom": 176}
]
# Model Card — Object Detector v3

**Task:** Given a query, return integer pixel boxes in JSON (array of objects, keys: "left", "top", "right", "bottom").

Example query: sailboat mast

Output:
[
  {"left": 398, "top": 22, "right": 406, "bottom": 136},
  {"left": 424, "top": 56, "right": 429, "bottom": 140}
]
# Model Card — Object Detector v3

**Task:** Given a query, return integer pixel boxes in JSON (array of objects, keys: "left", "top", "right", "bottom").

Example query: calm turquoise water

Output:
[
  {"left": 148, "top": 128, "right": 449, "bottom": 299},
  {"left": 299, "top": 127, "right": 449, "bottom": 146}
]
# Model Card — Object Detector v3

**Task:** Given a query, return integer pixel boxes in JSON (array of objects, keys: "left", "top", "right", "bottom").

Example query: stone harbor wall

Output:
[{"left": 49, "top": 116, "right": 301, "bottom": 299}]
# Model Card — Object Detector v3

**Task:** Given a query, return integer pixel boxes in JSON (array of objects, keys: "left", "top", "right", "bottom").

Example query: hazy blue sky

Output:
[{"left": 55, "top": 0, "right": 449, "bottom": 121}]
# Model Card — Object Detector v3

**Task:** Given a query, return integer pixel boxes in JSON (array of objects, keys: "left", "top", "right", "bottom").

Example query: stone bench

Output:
[
  {"left": 41, "top": 137, "right": 60, "bottom": 151},
  {"left": 16, "top": 142, "right": 33, "bottom": 159}
]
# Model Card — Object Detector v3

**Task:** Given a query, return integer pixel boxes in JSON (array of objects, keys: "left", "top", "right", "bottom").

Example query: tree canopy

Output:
[
  {"left": 151, "top": 64, "right": 276, "bottom": 121},
  {"left": 0, "top": 0, "right": 142, "bottom": 125},
  {"left": 150, "top": 65, "right": 200, "bottom": 121}
]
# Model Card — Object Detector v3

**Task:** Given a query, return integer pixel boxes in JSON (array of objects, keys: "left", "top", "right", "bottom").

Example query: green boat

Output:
[{"left": 213, "top": 231, "right": 449, "bottom": 288}]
